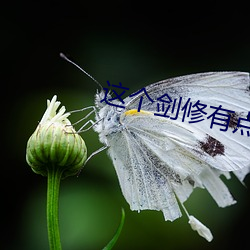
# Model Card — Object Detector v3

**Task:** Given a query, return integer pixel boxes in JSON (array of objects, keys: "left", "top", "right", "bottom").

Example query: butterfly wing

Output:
[
  {"left": 107, "top": 119, "right": 182, "bottom": 221},
  {"left": 125, "top": 71, "right": 249, "bottom": 113},
  {"left": 123, "top": 72, "right": 250, "bottom": 173},
  {"left": 105, "top": 72, "right": 249, "bottom": 221}
]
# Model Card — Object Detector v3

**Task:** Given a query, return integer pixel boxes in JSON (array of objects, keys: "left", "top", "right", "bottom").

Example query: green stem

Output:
[{"left": 47, "top": 165, "right": 63, "bottom": 250}]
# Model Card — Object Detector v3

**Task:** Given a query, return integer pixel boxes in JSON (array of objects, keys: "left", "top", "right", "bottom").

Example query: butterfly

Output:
[
  {"left": 61, "top": 55, "right": 250, "bottom": 241},
  {"left": 91, "top": 71, "right": 250, "bottom": 241}
]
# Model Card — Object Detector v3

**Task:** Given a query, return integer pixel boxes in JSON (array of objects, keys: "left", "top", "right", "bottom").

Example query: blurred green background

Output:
[{"left": 2, "top": 1, "right": 250, "bottom": 250}]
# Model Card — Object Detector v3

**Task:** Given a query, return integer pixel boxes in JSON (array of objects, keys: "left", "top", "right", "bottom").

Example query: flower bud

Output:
[{"left": 26, "top": 95, "right": 87, "bottom": 178}]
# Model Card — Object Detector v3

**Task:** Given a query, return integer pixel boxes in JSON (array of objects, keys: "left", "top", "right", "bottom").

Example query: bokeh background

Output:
[{"left": 2, "top": 1, "right": 250, "bottom": 250}]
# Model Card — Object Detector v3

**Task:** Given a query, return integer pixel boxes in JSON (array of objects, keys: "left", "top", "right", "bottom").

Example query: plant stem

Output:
[{"left": 47, "top": 165, "right": 63, "bottom": 250}]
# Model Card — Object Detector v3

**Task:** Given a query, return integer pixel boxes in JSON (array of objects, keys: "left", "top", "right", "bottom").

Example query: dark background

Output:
[{"left": 2, "top": 1, "right": 250, "bottom": 250}]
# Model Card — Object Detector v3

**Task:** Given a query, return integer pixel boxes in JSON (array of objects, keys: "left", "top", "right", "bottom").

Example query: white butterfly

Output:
[
  {"left": 61, "top": 55, "right": 250, "bottom": 242},
  {"left": 93, "top": 72, "right": 250, "bottom": 241}
]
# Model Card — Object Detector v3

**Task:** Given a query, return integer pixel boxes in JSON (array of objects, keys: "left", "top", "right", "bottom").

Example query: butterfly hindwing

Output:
[
  {"left": 107, "top": 121, "right": 182, "bottom": 221},
  {"left": 121, "top": 113, "right": 236, "bottom": 207}
]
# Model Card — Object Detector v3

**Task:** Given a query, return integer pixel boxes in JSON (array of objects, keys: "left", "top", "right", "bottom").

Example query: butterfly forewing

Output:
[
  {"left": 121, "top": 72, "right": 250, "bottom": 173},
  {"left": 124, "top": 72, "right": 249, "bottom": 112}
]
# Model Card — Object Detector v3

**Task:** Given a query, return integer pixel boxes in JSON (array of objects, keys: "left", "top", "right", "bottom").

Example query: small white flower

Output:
[{"left": 188, "top": 215, "right": 213, "bottom": 242}]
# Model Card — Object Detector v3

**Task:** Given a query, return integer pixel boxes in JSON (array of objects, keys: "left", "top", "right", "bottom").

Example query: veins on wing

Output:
[{"left": 129, "top": 131, "right": 182, "bottom": 185}]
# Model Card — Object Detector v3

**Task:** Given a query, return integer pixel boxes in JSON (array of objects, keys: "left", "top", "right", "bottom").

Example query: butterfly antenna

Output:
[{"left": 60, "top": 53, "right": 103, "bottom": 90}]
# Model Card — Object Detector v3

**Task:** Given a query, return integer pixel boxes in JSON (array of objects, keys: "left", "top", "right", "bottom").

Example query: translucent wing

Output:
[{"left": 105, "top": 72, "right": 250, "bottom": 221}]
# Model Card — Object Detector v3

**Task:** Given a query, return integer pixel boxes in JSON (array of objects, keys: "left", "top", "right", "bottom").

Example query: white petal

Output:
[
  {"left": 40, "top": 95, "right": 71, "bottom": 125},
  {"left": 188, "top": 215, "right": 213, "bottom": 242},
  {"left": 40, "top": 95, "right": 58, "bottom": 123}
]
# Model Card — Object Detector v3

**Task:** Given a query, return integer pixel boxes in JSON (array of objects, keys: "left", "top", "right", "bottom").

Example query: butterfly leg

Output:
[
  {"left": 70, "top": 106, "right": 96, "bottom": 125},
  {"left": 77, "top": 145, "right": 108, "bottom": 176},
  {"left": 68, "top": 106, "right": 100, "bottom": 132},
  {"left": 77, "top": 119, "right": 99, "bottom": 132},
  {"left": 85, "top": 145, "right": 108, "bottom": 165}
]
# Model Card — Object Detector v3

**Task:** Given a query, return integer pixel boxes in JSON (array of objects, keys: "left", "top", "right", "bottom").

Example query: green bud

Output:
[{"left": 26, "top": 95, "right": 87, "bottom": 178}]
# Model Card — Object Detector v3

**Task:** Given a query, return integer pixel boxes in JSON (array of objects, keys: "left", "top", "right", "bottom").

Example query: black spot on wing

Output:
[
  {"left": 199, "top": 135, "right": 225, "bottom": 157},
  {"left": 227, "top": 112, "right": 241, "bottom": 129}
]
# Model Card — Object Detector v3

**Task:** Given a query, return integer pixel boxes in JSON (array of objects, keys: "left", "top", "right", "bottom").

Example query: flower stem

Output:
[{"left": 47, "top": 165, "right": 63, "bottom": 250}]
